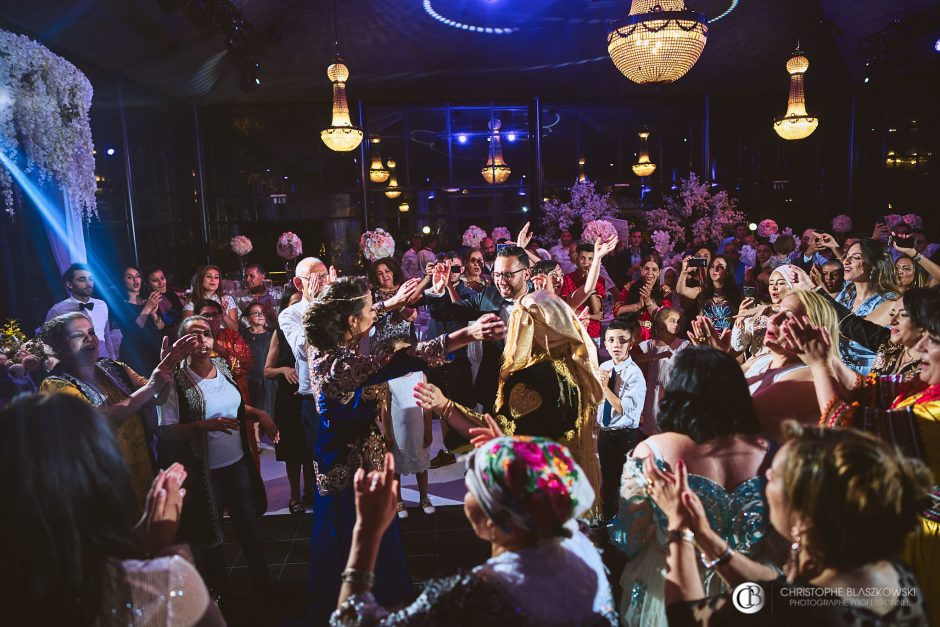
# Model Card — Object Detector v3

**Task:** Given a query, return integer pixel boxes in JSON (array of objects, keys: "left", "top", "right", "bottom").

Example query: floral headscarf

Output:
[{"left": 466, "top": 436, "right": 595, "bottom": 539}]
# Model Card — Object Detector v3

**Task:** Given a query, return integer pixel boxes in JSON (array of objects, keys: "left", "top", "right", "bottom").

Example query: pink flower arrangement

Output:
[
  {"left": 651, "top": 230, "right": 673, "bottom": 257},
  {"left": 359, "top": 228, "right": 396, "bottom": 262},
  {"left": 831, "top": 214, "right": 853, "bottom": 234},
  {"left": 581, "top": 219, "right": 617, "bottom": 244},
  {"left": 539, "top": 179, "right": 618, "bottom": 239},
  {"left": 230, "top": 235, "right": 253, "bottom": 257},
  {"left": 276, "top": 232, "right": 303, "bottom": 260},
  {"left": 739, "top": 244, "right": 756, "bottom": 268},
  {"left": 491, "top": 226, "right": 511, "bottom": 242},
  {"left": 756, "top": 219, "right": 778, "bottom": 238},
  {"left": 884, "top": 214, "right": 904, "bottom": 229},
  {"left": 462, "top": 225, "right": 487, "bottom": 248},
  {"left": 902, "top": 213, "right": 923, "bottom": 230},
  {"left": 645, "top": 174, "right": 744, "bottom": 248}
]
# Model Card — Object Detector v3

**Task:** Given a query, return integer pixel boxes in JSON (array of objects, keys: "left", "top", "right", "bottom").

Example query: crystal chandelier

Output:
[
  {"left": 481, "top": 120, "right": 512, "bottom": 185},
  {"left": 385, "top": 159, "right": 401, "bottom": 198},
  {"left": 368, "top": 137, "right": 390, "bottom": 183},
  {"left": 577, "top": 156, "right": 587, "bottom": 182},
  {"left": 632, "top": 129, "right": 657, "bottom": 177},
  {"left": 608, "top": 0, "right": 708, "bottom": 85},
  {"left": 320, "top": 58, "right": 364, "bottom": 152},
  {"left": 773, "top": 46, "right": 819, "bottom": 141}
]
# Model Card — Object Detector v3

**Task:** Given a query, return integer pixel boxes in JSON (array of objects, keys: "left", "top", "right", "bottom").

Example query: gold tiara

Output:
[{"left": 319, "top": 292, "right": 369, "bottom": 302}]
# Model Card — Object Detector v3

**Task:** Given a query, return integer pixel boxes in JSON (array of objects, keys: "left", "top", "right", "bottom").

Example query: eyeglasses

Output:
[
  {"left": 200, "top": 312, "right": 220, "bottom": 319},
  {"left": 492, "top": 268, "right": 526, "bottom": 280},
  {"left": 450, "top": 265, "right": 463, "bottom": 273},
  {"left": 247, "top": 311, "right": 265, "bottom": 317}
]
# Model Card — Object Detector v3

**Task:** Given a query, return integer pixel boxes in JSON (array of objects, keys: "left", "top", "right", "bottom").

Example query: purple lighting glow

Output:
[{"left": 935, "top": 37, "right": 940, "bottom": 52}]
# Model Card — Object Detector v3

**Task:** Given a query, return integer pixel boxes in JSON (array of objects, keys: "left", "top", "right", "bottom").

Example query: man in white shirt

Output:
[
  {"left": 548, "top": 229, "right": 574, "bottom": 265},
  {"left": 400, "top": 235, "right": 423, "bottom": 280},
  {"left": 596, "top": 318, "right": 646, "bottom": 520},
  {"left": 45, "top": 263, "right": 118, "bottom": 360}
]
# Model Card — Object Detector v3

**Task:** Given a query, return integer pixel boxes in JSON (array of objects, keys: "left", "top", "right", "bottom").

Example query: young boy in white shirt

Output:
[{"left": 597, "top": 317, "right": 647, "bottom": 520}]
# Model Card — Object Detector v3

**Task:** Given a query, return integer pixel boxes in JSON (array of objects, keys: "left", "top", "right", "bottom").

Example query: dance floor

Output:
[{"left": 259, "top": 418, "right": 467, "bottom": 516}]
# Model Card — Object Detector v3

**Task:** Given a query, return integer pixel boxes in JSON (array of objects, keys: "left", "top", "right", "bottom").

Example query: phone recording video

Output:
[{"left": 687, "top": 256, "right": 708, "bottom": 268}]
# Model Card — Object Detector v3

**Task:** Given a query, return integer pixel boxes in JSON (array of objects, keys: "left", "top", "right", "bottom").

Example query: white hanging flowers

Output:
[{"left": 0, "top": 30, "right": 97, "bottom": 220}]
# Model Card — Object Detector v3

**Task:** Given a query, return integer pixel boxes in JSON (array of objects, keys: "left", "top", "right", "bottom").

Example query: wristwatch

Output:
[{"left": 665, "top": 528, "right": 695, "bottom": 545}]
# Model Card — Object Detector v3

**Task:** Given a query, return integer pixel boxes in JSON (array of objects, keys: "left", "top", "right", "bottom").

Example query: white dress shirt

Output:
[
  {"left": 278, "top": 296, "right": 312, "bottom": 396},
  {"left": 595, "top": 357, "right": 645, "bottom": 430},
  {"left": 45, "top": 296, "right": 117, "bottom": 360}
]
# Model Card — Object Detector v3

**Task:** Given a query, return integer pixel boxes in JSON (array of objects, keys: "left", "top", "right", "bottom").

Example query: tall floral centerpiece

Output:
[
  {"left": 645, "top": 173, "right": 745, "bottom": 249},
  {"left": 360, "top": 228, "right": 396, "bottom": 263},
  {"left": 230, "top": 235, "right": 253, "bottom": 278},
  {"left": 0, "top": 30, "right": 97, "bottom": 220},
  {"left": 831, "top": 215, "right": 852, "bottom": 235},
  {"left": 276, "top": 231, "right": 303, "bottom": 273},
  {"left": 540, "top": 179, "right": 618, "bottom": 241}
]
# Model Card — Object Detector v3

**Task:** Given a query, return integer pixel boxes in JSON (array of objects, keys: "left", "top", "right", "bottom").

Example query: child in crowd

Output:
[
  {"left": 596, "top": 317, "right": 646, "bottom": 521},
  {"left": 635, "top": 307, "right": 689, "bottom": 434},
  {"left": 378, "top": 335, "right": 435, "bottom": 519}
]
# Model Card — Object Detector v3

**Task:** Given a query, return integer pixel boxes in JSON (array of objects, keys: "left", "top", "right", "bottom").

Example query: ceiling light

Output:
[
  {"left": 481, "top": 120, "right": 511, "bottom": 185},
  {"left": 368, "top": 137, "right": 390, "bottom": 183},
  {"left": 457, "top": 134, "right": 468, "bottom": 144},
  {"left": 385, "top": 159, "right": 401, "bottom": 198},
  {"left": 631, "top": 129, "right": 656, "bottom": 177},
  {"left": 320, "top": 58, "right": 363, "bottom": 152},
  {"left": 608, "top": 0, "right": 708, "bottom": 85},
  {"left": 773, "top": 46, "right": 819, "bottom": 141}
]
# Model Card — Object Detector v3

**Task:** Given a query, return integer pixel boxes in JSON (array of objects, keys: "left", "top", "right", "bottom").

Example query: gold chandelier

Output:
[
  {"left": 398, "top": 201, "right": 409, "bottom": 213},
  {"left": 320, "top": 58, "right": 364, "bottom": 152},
  {"left": 368, "top": 137, "right": 390, "bottom": 183},
  {"left": 577, "top": 155, "right": 587, "bottom": 182},
  {"left": 607, "top": 0, "right": 708, "bottom": 85},
  {"left": 773, "top": 47, "right": 819, "bottom": 141},
  {"left": 385, "top": 159, "right": 401, "bottom": 198},
  {"left": 481, "top": 119, "right": 512, "bottom": 185},
  {"left": 632, "top": 129, "right": 657, "bottom": 177}
]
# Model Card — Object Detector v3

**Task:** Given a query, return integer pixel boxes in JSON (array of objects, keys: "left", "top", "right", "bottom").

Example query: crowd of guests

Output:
[{"left": 1, "top": 215, "right": 939, "bottom": 626}]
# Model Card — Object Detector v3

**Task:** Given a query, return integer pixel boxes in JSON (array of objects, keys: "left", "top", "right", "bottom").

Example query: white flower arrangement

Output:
[
  {"left": 581, "top": 219, "right": 617, "bottom": 244},
  {"left": 360, "top": 228, "right": 396, "bottom": 262},
  {"left": 462, "top": 225, "right": 487, "bottom": 248},
  {"left": 0, "top": 30, "right": 97, "bottom": 220},
  {"left": 230, "top": 235, "right": 253, "bottom": 257},
  {"left": 831, "top": 214, "right": 853, "bottom": 234},
  {"left": 491, "top": 226, "right": 511, "bottom": 242},
  {"left": 276, "top": 232, "right": 303, "bottom": 260},
  {"left": 757, "top": 219, "right": 778, "bottom": 239},
  {"left": 646, "top": 174, "right": 744, "bottom": 248}
]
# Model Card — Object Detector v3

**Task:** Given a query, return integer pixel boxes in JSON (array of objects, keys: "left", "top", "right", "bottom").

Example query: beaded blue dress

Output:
[
  {"left": 609, "top": 445, "right": 775, "bottom": 627},
  {"left": 307, "top": 335, "right": 450, "bottom": 624}
]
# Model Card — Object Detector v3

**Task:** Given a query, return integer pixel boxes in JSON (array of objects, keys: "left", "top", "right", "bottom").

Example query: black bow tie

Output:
[{"left": 78, "top": 302, "right": 94, "bottom": 311}]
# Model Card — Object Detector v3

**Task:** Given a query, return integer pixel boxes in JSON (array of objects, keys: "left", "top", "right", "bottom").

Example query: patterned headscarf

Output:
[{"left": 465, "top": 436, "right": 595, "bottom": 539}]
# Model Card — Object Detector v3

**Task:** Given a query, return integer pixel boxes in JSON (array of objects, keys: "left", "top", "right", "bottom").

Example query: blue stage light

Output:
[
  {"left": 506, "top": 132, "right": 516, "bottom": 142},
  {"left": 106, "top": 148, "right": 115, "bottom": 156},
  {"left": 457, "top": 134, "right": 468, "bottom": 144}
]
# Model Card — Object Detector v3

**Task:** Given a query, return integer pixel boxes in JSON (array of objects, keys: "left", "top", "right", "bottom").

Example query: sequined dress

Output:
[
  {"left": 835, "top": 283, "right": 896, "bottom": 374},
  {"left": 609, "top": 449, "right": 773, "bottom": 627},
  {"left": 307, "top": 335, "right": 450, "bottom": 624}
]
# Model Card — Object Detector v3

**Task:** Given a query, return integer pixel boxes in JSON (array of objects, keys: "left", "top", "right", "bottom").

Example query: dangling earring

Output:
[{"left": 786, "top": 525, "right": 803, "bottom": 583}]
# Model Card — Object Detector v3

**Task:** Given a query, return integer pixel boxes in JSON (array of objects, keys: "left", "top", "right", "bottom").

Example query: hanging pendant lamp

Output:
[
  {"left": 481, "top": 119, "right": 512, "bottom": 185},
  {"left": 632, "top": 129, "right": 657, "bottom": 177},
  {"left": 368, "top": 137, "right": 390, "bottom": 183},
  {"left": 773, "top": 46, "right": 819, "bottom": 141},
  {"left": 577, "top": 156, "right": 587, "bottom": 182},
  {"left": 385, "top": 159, "right": 401, "bottom": 198},
  {"left": 608, "top": 0, "right": 708, "bottom": 85}
]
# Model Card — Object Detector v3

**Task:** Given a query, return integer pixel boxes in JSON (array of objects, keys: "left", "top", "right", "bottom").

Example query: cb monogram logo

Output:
[{"left": 732, "top": 582, "right": 765, "bottom": 614}]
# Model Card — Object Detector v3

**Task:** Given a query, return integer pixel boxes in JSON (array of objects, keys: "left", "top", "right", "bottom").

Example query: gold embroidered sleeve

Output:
[{"left": 408, "top": 334, "right": 450, "bottom": 368}]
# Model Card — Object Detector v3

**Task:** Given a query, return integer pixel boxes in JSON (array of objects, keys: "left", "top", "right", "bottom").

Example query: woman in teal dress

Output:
[
  {"left": 302, "top": 277, "right": 506, "bottom": 624},
  {"left": 609, "top": 346, "right": 777, "bottom": 627}
]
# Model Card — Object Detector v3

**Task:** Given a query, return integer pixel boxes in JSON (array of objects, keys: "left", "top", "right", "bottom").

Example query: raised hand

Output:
[
  {"left": 785, "top": 265, "right": 815, "bottom": 291},
  {"left": 468, "top": 414, "right": 504, "bottom": 448},
  {"left": 780, "top": 315, "right": 832, "bottom": 367},
  {"left": 576, "top": 305, "right": 590, "bottom": 328},
  {"left": 515, "top": 221, "right": 533, "bottom": 250},
  {"left": 389, "top": 277, "right": 422, "bottom": 308},
  {"left": 466, "top": 313, "right": 507, "bottom": 341},
  {"left": 814, "top": 232, "right": 838, "bottom": 250},
  {"left": 353, "top": 453, "right": 398, "bottom": 541},
  {"left": 871, "top": 223, "right": 891, "bottom": 241},
  {"left": 594, "top": 234, "right": 619, "bottom": 259},
  {"left": 143, "top": 290, "right": 163, "bottom": 315},
  {"left": 890, "top": 233, "right": 918, "bottom": 258},
  {"left": 644, "top": 456, "right": 694, "bottom": 531},
  {"left": 809, "top": 264, "right": 824, "bottom": 289}
]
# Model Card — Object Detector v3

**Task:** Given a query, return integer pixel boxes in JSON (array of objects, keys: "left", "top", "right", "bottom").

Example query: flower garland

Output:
[
  {"left": 581, "top": 219, "right": 617, "bottom": 244},
  {"left": 276, "top": 231, "right": 303, "bottom": 260},
  {"left": 462, "top": 225, "right": 487, "bottom": 248},
  {"left": 0, "top": 30, "right": 97, "bottom": 220},
  {"left": 360, "top": 228, "right": 396, "bottom": 262},
  {"left": 230, "top": 235, "right": 253, "bottom": 257}
]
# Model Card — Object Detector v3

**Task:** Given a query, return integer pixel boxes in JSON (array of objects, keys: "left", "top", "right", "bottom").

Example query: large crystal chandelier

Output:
[
  {"left": 368, "top": 137, "right": 390, "bottom": 183},
  {"left": 632, "top": 129, "right": 657, "bottom": 177},
  {"left": 481, "top": 119, "right": 511, "bottom": 185},
  {"left": 608, "top": 0, "right": 708, "bottom": 85},
  {"left": 385, "top": 160, "right": 401, "bottom": 198},
  {"left": 320, "top": 57, "right": 364, "bottom": 152},
  {"left": 773, "top": 46, "right": 819, "bottom": 141}
]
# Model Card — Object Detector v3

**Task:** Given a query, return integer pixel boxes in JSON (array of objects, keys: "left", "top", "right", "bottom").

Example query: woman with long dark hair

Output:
[
  {"left": 614, "top": 253, "right": 672, "bottom": 341},
  {"left": 114, "top": 266, "right": 165, "bottom": 374},
  {"left": 183, "top": 265, "right": 239, "bottom": 331},
  {"left": 677, "top": 255, "right": 741, "bottom": 335},
  {"left": 0, "top": 393, "right": 223, "bottom": 626},
  {"left": 302, "top": 276, "right": 505, "bottom": 623}
]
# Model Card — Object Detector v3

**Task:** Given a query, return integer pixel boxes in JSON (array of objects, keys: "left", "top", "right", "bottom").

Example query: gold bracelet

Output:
[{"left": 442, "top": 400, "right": 455, "bottom": 424}]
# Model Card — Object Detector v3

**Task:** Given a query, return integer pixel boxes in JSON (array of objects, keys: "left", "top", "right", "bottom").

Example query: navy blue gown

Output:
[{"left": 307, "top": 335, "right": 450, "bottom": 624}]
